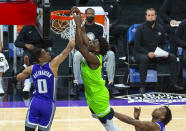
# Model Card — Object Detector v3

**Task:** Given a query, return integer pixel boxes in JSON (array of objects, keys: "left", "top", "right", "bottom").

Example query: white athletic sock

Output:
[
  {"left": 103, "top": 119, "right": 122, "bottom": 131},
  {"left": 23, "top": 79, "right": 31, "bottom": 92},
  {"left": 23, "top": 98, "right": 30, "bottom": 107},
  {"left": 0, "top": 78, "right": 4, "bottom": 94}
]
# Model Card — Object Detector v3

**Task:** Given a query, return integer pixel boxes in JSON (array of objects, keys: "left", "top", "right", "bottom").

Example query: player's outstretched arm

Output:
[
  {"left": 74, "top": 15, "right": 99, "bottom": 67},
  {"left": 50, "top": 39, "right": 75, "bottom": 77},
  {"left": 114, "top": 111, "right": 157, "bottom": 130},
  {"left": 134, "top": 107, "right": 144, "bottom": 131},
  {"left": 16, "top": 66, "right": 32, "bottom": 81},
  {"left": 71, "top": 6, "right": 89, "bottom": 47}
]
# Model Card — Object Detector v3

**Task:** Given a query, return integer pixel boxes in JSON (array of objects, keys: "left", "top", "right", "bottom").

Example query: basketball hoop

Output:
[{"left": 50, "top": 10, "right": 85, "bottom": 40}]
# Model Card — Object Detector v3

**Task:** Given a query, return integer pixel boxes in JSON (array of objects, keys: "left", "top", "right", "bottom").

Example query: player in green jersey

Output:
[{"left": 73, "top": 13, "right": 121, "bottom": 131}]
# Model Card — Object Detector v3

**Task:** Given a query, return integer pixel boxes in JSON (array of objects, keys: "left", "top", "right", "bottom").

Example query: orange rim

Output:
[{"left": 51, "top": 10, "right": 85, "bottom": 21}]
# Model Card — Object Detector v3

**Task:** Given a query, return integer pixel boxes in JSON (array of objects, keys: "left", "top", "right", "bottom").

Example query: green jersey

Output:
[
  {"left": 81, "top": 54, "right": 110, "bottom": 117},
  {"left": 81, "top": 54, "right": 105, "bottom": 95}
]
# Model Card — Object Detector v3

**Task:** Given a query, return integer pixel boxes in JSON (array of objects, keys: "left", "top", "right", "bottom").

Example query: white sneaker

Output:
[
  {"left": 0, "top": 86, "right": 4, "bottom": 94},
  {"left": 23, "top": 79, "right": 31, "bottom": 92}
]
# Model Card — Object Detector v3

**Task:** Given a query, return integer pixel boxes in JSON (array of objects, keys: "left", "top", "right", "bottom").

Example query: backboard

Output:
[{"left": 35, "top": 0, "right": 51, "bottom": 40}]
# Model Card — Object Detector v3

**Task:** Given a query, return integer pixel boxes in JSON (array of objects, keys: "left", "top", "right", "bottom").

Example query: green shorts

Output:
[{"left": 85, "top": 88, "right": 110, "bottom": 118}]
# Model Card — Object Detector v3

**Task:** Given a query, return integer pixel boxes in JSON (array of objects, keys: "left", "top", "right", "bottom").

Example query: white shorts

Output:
[{"left": 0, "top": 53, "right": 9, "bottom": 73}]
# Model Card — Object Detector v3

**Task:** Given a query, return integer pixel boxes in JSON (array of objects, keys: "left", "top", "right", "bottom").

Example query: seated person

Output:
[
  {"left": 134, "top": 8, "right": 182, "bottom": 94},
  {"left": 159, "top": 0, "right": 186, "bottom": 54},
  {"left": 71, "top": 7, "right": 119, "bottom": 95},
  {"left": 175, "top": 19, "right": 186, "bottom": 88},
  {"left": 15, "top": 25, "right": 54, "bottom": 94}
]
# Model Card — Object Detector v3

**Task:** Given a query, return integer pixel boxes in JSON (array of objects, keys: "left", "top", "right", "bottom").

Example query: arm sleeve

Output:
[
  {"left": 159, "top": 26, "right": 168, "bottom": 50},
  {"left": 134, "top": 27, "right": 149, "bottom": 54},
  {"left": 159, "top": 0, "right": 172, "bottom": 24},
  {"left": 175, "top": 22, "right": 186, "bottom": 48},
  {"left": 111, "top": 1, "right": 120, "bottom": 26},
  {"left": 86, "top": 0, "right": 101, "bottom": 6}
]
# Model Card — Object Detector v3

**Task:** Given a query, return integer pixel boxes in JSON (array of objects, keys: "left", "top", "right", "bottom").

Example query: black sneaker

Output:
[
  {"left": 108, "top": 82, "right": 120, "bottom": 95},
  {"left": 173, "top": 84, "right": 184, "bottom": 91},
  {"left": 139, "top": 87, "right": 145, "bottom": 94},
  {"left": 70, "top": 83, "right": 79, "bottom": 96}
]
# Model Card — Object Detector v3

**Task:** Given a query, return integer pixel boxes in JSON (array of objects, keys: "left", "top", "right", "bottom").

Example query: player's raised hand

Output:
[
  {"left": 71, "top": 6, "right": 80, "bottom": 14},
  {"left": 73, "top": 15, "right": 82, "bottom": 27},
  {"left": 68, "top": 39, "right": 75, "bottom": 49},
  {"left": 134, "top": 107, "right": 141, "bottom": 120}
]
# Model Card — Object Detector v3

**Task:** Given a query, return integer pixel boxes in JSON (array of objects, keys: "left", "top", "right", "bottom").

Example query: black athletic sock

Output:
[{"left": 25, "top": 126, "right": 35, "bottom": 131}]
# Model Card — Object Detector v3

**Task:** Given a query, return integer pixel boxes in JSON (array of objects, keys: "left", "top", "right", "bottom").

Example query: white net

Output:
[{"left": 51, "top": 19, "right": 75, "bottom": 40}]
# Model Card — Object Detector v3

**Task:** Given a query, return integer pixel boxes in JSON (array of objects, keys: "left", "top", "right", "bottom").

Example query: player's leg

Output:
[
  {"left": 103, "top": 50, "right": 119, "bottom": 95},
  {"left": 0, "top": 72, "right": 4, "bottom": 94},
  {"left": 90, "top": 107, "right": 121, "bottom": 131},
  {"left": 38, "top": 101, "right": 56, "bottom": 131},
  {"left": 25, "top": 98, "right": 39, "bottom": 130},
  {"left": 23, "top": 55, "right": 31, "bottom": 93},
  {"left": 71, "top": 51, "right": 83, "bottom": 95},
  {"left": 25, "top": 126, "right": 35, "bottom": 131},
  {"left": 88, "top": 89, "right": 121, "bottom": 131}
]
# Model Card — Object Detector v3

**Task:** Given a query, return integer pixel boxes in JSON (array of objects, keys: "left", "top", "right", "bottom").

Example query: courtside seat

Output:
[{"left": 126, "top": 24, "right": 170, "bottom": 93}]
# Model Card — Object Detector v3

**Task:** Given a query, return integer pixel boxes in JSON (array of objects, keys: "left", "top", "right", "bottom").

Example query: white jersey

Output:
[{"left": 0, "top": 53, "right": 9, "bottom": 72}]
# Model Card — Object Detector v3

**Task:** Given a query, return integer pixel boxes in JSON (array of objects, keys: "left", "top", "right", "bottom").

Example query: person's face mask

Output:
[{"left": 86, "top": 16, "right": 94, "bottom": 23}]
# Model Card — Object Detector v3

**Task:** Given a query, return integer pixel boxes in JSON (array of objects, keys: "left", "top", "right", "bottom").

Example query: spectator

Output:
[
  {"left": 15, "top": 25, "right": 54, "bottom": 95},
  {"left": 159, "top": 0, "right": 186, "bottom": 54},
  {"left": 134, "top": 8, "right": 182, "bottom": 94},
  {"left": 0, "top": 30, "right": 9, "bottom": 95},
  {"left": 87, "top": 0, "right": 129, "bottom": 56},
  {"left": 71, "top": 7, "right": 119, "bottom": 96},
  {"left": 175, "top": 19, "right": 186, "bottom": 88}
]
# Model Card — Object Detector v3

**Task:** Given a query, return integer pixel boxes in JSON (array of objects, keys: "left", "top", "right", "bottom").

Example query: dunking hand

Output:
[
  {"left": 71, "top": 6, "right": 80, "bottom": 14},
  {"left": 73, "top": 15, "right": 82, "bottom": 27}
]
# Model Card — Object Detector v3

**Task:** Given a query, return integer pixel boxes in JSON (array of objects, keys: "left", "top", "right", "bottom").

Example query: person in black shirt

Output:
[
  {"left": 160, "top": 0, "right": 186, "bottom": 54},
  {"left": 87, "top": 0, "right": 129, "bottom": 56},
  {"left": 134, "top": 8, "right": 182, "bottom": 94},
  {"left": 15, "top": 26, "right": 54, "bottom": 66},
  {"left": 175, "top": 20, "right": 186, "bottom": 79},
  {"left": 15, "top": 25, "right": 54, "bottom": 94},
  {"left": 71, "top": 7, "right": 118, "bottom": 96}
]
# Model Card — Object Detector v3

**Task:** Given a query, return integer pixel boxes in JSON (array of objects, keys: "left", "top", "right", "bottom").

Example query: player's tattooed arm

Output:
[{"left": 16, "top": 66, "right": 32, "bottom": 81}]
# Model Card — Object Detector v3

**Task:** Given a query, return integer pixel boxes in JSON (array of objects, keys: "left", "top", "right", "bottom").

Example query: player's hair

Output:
[
  {"left": 31, "top": 48, "right": 42, "bottom": 63},
  {"left": 85, "top": 8, "right": 95, "bottom": 14},
  {"left": 162, "top": 106, "right": 172, "bottom": 125},
  {"left": 98, "top": 37, "right": 109, "bottom": 56},
  {"left": 145, "top": 8, "right": 157, "bottom": 15}
]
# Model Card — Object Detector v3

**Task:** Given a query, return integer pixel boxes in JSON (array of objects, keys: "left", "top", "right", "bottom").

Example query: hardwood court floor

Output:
[{"left": 0, "top": 105, "right": 186, "bottom": 131}]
